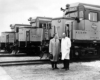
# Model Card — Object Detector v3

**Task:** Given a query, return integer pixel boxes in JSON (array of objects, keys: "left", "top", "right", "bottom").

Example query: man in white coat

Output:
[{"left": 61, "top": 33, "right": 71, "bottom": 70}]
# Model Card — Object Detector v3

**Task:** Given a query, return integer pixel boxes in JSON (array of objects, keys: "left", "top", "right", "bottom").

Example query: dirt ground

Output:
[{"left": 2, "top": 61, "right": 100, "bottom": 80}]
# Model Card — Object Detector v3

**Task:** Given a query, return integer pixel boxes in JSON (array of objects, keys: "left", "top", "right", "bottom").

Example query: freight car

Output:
[{"left": 0, "top": 31, "right": 15, "bottom": 52}]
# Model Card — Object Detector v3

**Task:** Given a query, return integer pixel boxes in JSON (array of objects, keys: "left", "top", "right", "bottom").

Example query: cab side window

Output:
[
  {"left": 39, "top": 23, "right": 46, "bottom": 28},
  {"left": 39, "top": 23, "right": 43, "bottom": 28},
  {"left": 48, "top": 23, "right": 51, "bottom": 29},
  {"left": 79, "top": 11, "right": 84, "bottom": 19},
  {"left": 88, "top": 12, "right": 98, "bottom": 21},
  {"left": 43, "top": 23, "right": 46, "bottom": 29}
]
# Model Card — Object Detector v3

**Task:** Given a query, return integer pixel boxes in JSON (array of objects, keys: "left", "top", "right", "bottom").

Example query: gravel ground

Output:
[{"left": 2, "top": 61, "right": 100, "bottom": 80}]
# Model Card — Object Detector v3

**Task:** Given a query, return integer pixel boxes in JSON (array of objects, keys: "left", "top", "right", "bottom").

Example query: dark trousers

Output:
[
  {"left": 63, "top": 59, "right": 69, "bottom": 69},
  {"left": 51, "top": 61, "right": 58, "bottom": 69}
]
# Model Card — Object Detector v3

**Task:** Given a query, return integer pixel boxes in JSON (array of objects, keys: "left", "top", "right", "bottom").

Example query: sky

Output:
[{"left": 0, "top": 0, "right": 100, "bottom": 35}]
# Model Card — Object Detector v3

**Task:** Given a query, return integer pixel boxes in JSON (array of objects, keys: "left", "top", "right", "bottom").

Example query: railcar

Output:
[
  {"left": 10, "top": 24, "right": 33, "bottom": 54},
  {"left": 10, "top": 20, "right": 52, "bottom": 55},
  {"left": 28, "top": 17, "right": 52, "bottom": 56},
  {"left": 0, "top": 32, "right": 6, "bottom": 51},
  {"left": 17, "top": 27, "right": 43, "bottom": 55},
  {"left": 0, "top": 32, "right": 15, "bottom": 52}
]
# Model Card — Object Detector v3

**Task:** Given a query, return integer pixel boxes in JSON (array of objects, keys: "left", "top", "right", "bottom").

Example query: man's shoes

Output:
[
  {"left": 55, "top": 67, "right": 59, "bottom": 69},
  {"left": 52, "top": 68, "right": 55, "bottom": 70},
  {"left": 61, "top": 67, "right": 65, "bottom": 69},
  {"left": 65, "top": 68, "right": 69, "bottom": 70}
]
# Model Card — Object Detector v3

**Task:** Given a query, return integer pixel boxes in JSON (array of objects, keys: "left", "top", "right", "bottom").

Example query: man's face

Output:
[{"left": 62, "top": 33, "right": 66, "bottom": 38}]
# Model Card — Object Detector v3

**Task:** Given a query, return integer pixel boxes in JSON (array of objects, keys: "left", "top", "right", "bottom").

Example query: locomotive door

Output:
[
  {"left": 48, "top": 23, "right": 51, "bottom": 39},
  {"left": 65, "top": 22, "right": 72, "bottom": 38},
  {"left": 26, "top": 30, "right": 30, "bottom": 46},
  {"left": 42, "top": 23, "right": 46, "bottom": 40},
  {"left": 43, "top": 23, "right": 50, "bottom": 40},
  {"left": 6, "top": 35, "right": 9, "bottom": 48},
  {"left": 15, "top": 27, "right": 19, "bottom": 42},
  {"left": 65, "top": 24, "right": 70, "bottom": 37},
  {"left": 6, "top": 35, "right": 9, "bottom": 43}
]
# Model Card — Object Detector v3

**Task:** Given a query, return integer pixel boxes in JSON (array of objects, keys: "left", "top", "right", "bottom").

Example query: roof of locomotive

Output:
[
  {"left": 30, "top": 16, "right": 52, "bottom": 23},
  {"left": 14, "top": 24, "right": 31, "bottom": 26},
  {"left": 18, "top": 26, "right": 41, "bottom": 29},
  {"left": 52, "top": 17, "right": 75, "bottom": 20},
  {"left": 10, "top": 24, "right": 31, "bottom": 29},
  {"left": 69, "top": 3, "right": 100, "bottom": 8},
  {"left": 10, "top": 24, "right": 31, "bottom": 28},
  {"left": 36, "top": 16, "right": 52, "bottom": 19},
  {"left": 2, "top": 31, "right": 15, "bottom": 33}
]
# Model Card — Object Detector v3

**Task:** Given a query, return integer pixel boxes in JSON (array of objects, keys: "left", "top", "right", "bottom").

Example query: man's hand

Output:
[{"left": 49, "top": 52, "right": 51, "bottom": 54}]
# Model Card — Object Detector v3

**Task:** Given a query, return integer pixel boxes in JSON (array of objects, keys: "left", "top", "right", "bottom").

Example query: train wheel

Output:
[
  {"left": 74, "top": 50, "right": 80, "bottom": 59},
  {"left": 40, "top": 46, "right": 49, "bottom": 59},
  {"left": 40, "top": 46, "right": 46, "bottom": 59},
  {"left": 75, "top": 51, "right": 79, "bottom": 56},
  {"left": 35, "top": 47, "right": 41, "bottom": 56}
]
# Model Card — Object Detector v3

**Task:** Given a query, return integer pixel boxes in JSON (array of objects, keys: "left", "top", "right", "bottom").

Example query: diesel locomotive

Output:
[
  {"left": 0, "top": 31, "right": 15, "bottom": 52},
  {"left": 51, "top": 3, "right": 100, "bottom": 59}
]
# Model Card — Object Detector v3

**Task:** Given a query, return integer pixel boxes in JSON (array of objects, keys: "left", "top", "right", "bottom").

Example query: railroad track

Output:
[
  {"left": 0, "top": 59, "right": 99, "bottom": 67},
  {"left": 0, "top": 52, "right": 50, "bottom": 66},
  {"left": 0, "top": 53, "right": 28, "bottom": 57},
  {"left": 0, "top": 53, "right": 100, "bottom": 66},
  {"left": 0, "top": 59, "right": 50, "bottom": 66}
]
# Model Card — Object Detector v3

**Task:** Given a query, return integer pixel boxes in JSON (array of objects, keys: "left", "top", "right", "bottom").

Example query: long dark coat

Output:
[{"left": 49, "top": 38, "right": 60, "bottom": 61}]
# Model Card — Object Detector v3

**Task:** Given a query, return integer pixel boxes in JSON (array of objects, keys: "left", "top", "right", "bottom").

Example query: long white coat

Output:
[{"left": 61, "top": 37, "right": 71, "bottom": 60}]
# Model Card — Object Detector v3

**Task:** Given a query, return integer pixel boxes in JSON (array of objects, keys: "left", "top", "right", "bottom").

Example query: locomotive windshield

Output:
[
  {"left": 39, "top": 22, "right": 51, "bottom": 29},
  {"left": 39, "top": 23, "right": 46, "bottom": 28},
  {"left": 65, "top": 11, "right": 78, "bottom": 18},
  {"left": 64, "top": 7, "right": 78, "bottom": 18},
  {"left": 65, "top": 10, "right": 84, "bottom": 20},
  {"left": 64, "top": 6, "right": 84, "bottom": 20}
]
